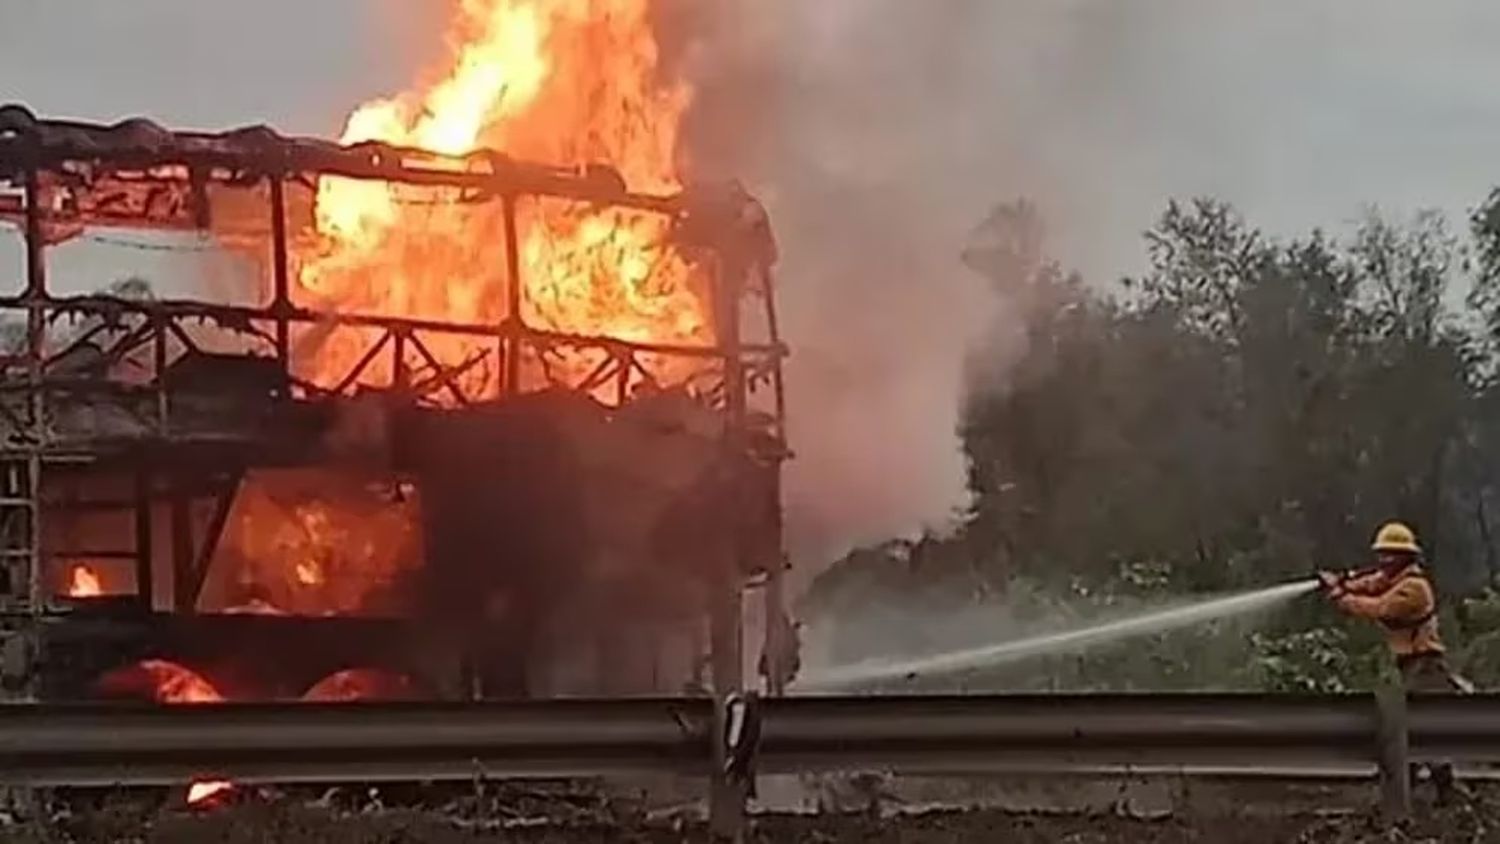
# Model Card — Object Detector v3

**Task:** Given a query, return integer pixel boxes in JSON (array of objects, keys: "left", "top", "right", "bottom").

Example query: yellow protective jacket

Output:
[{"left": 1337, "top": 563, "right": 1444, "bottom": 657}]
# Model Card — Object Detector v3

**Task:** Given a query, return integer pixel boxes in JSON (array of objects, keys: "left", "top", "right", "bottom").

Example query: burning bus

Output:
[{"left": 0, "top": 3, "right": 786, "bottom": 704}]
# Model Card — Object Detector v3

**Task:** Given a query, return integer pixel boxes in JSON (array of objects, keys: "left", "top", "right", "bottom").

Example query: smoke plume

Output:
[
  {"left": 668, "top": 2, "right": 1011, "bottom": 576},
  {"left": 667, "top": 0, "right": 1500, "bottom": 582}
]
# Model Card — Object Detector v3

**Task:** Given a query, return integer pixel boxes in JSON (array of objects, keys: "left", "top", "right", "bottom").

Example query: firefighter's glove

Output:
[{"left": 1316, "top": 571, "right": 1346, "bottom": 600}]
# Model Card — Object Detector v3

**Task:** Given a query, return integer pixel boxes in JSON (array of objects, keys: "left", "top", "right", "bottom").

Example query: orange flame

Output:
[
  {"left": 209, "top": 471, "right": 421, "bottom": 617},
  {"left": 294, "top": 559, "right": 324, "bottom": 586},
  {"left": 294, "top": 0, "right": 711, "bottom": 398},
  {"left": 65, "top": 564, "right": 102, "bottom": 598}
]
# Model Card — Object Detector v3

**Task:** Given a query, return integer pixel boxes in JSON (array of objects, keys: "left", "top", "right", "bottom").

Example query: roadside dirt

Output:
[{"left": 18, "top": 798, "right": 1500, "bottom": 844}]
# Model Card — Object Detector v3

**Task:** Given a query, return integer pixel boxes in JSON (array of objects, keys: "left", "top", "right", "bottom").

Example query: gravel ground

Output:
[{"left": 11, "top": 796, "right": 1500, "bottom": 844}]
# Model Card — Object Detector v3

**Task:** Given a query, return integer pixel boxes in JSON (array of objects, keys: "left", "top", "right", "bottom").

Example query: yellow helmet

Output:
[{"left": 1372, "top": 521, "right": 1421, "bottom": 554}]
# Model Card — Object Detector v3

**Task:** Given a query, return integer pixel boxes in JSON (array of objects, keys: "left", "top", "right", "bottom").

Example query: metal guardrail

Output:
[
  {"left": 0, "top": 698, "right": 716, "bottom": 786},
  {"left": 756, "top": 694, "right": 1380, "bottom": 773},
  {"left": 1405, "top": 695, "right": 1500, "bottom": 761},
  {"left": 0, "top": 693, "right": 1492, "bottom": 826}
]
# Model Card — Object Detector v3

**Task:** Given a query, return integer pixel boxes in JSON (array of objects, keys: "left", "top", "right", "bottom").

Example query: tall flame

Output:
[{"left": 295, "top": 0, "right": 710, "bottom": 398}]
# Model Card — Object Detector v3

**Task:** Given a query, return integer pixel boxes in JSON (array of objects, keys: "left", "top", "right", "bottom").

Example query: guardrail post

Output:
[
  {"left": 709, "top": 590, "right": 748, "bottom": 841},
  {"left": 1376, "top": 685, "right": 1410, "bottom": 820}
]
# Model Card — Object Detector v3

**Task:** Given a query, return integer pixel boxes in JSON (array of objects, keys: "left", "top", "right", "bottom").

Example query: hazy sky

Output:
[
  {"left": 1, "top": 2, "right": 431, "bottom": 134},
  {"left": 4, "top": 1, "right": 1500, "bottom": 566},
  {"left": 7, "top": 2, "right": 1499, "bottom": 274}
]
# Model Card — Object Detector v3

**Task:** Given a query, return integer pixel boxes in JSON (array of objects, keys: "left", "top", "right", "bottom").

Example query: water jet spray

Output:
[{"left": 795, "top": 578, "right": 1320, "bottom": 691}]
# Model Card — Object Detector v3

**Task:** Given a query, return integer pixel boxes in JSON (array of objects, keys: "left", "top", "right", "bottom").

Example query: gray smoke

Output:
[
  {"left": 669, "top": 0, "right": 1500, "bottom": 581},
  {"left": 670, "top": 2, "right": 1010, "bottom": 575}
]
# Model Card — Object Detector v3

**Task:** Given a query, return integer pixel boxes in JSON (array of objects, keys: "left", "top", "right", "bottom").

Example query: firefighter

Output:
[{"left": 1319, "top": 520, "right": 1472, "bottom": 802}]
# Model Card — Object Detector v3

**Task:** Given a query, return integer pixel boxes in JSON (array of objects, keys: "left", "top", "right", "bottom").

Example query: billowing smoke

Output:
[
  {"left": 666, "top": 2, "right": 1012, "bottom": 575},
  {"left": 665, "top": 0, "right": 1500, "bottom": 581}
]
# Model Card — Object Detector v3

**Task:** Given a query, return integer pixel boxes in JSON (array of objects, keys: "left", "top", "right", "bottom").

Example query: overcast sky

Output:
[
  {"left": 5, "top": 2, "right": 1499, "bottom": 273},
  {"left": 5, "top": 1, "right": 1500, "bottom": 564}
]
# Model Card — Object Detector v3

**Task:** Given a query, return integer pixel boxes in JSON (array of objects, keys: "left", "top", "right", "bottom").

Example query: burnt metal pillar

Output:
[
  {"left": 0, "top": 165, "right": 52, "bottom": 705},
  {"left": 762, "top": 554, "right": 790, "bottom": 697},
  {"left": 22, "top": 166, "right": 46, "bottom": 336},
  {"left": 132, "top": 471, "right": 153, "bottom": 611},
  {"left": 151, "top": 314, "right": 167, "bottom": 434},
  {"left": 0, "top": 164, "right": 49, "bottom": 819},
  {"left": 708, "top": 239, "right": 750, "bottom": 841},
  {"left": 500, "top": 194, "right": 523, "bottom": 395},
  {"left": 392, "top": 331, "right": 409, "bottom": 393},
  {"left": 22, "top": 165, "right": 46, "bottom": 332},
  {"left": 753, "top": 247, "right": 791, "bottom": 699},
  {"left": 169, "top": 488, "right": 193, "bottom": 613},
  {"left": 268, "top": 174, "right": 292, "bottom": 390},
  {"left": 19, "top": 167, "right": 46, "bottom": 618}
]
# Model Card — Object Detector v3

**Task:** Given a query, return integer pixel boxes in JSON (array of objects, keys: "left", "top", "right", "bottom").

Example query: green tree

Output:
[{"left": 804, "top": 194, "right": 1500, "bottom": 693}]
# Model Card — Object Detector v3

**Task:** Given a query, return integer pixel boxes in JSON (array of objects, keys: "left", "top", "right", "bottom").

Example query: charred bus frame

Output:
[{"left": 0, "top": 104, "right": 788, "bottom": 702}]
